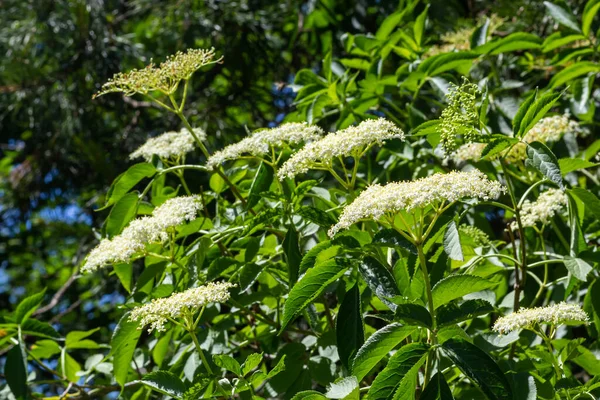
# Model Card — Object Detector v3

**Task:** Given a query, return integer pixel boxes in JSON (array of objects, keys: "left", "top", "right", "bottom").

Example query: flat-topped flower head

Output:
[
  {"left": 278, "top": 118, "right": 404, "bottom": 180},
  {"left": 329, "top": 170, "right": 504, "bottom": 237},
  {"left": 94, "top": 48, "right": 222, "bottom": 98},
  {"left": 452, "top": 142, "right": 487, "bottom": 164},
  {"left": 511, "top": 188, "right": 568, "bottom": 230},
  {"left": 493, "top": 302, "right": 588, "bottom": 334},
  {"left": 130, "top": 128, "right": 206, "bottom": 162},
  {"left": 507, "top": 115, "right": 580, "bottom": 161},
  {"left": 129, "top": 282, "right": 235, "bottom": 333},
  {"left": 82, "top": 196, "right": 202, "bottom": 273},
  {"left": 206, "top": 122, "right": 323, "bottom": 170}
]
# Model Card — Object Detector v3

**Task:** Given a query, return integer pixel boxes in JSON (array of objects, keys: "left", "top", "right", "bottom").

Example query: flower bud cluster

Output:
[
  {"left": 130, "top": 128, "right": 206, "bottom": 162},
  {"left": 206, "top": 122, "right": 324, "bottom": 170},
  {"left": 82, "top": 196, "right": 202, "bottom": 273},
  {"left": 440, "top": 79, "right": 481, "bottom": 154},
  {"left": 493, "top": 302, "right": 588, "bottom": 334}
]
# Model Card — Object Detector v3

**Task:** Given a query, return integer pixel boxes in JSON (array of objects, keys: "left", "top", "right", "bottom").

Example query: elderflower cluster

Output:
[
  {"left": 206, "top": 122, "right": 324, "bottom": 170},
  {"left": 130, "top": 128, "right": 206, "bottom": 162},
  {"left": 424, "top": 27, "right": 474, "bottom": 57},
  {"left": 511, "top": 188, "right": 568, "bottom": 230},
  {"left": 506, "top": 115, "right": 580, "bottom": 161},
  {"left": 493, "top": 303, "right": 588, "bottom": 334},
  {"left": 130, "top": 282, "right": 235, "bottom": 333},
  {"left": 329, "top": 170, "right": 504, "bottom": 237},
  {"left": 94, "top": 48, "right": 222, "bottom": 98},
  {"left": 82, "top": 196, "right": 202, "bottom": 273},
  {"left": 440, "top": 79, "right": 481, "bottom": 154},
  {"left": 452, "top": 142, "right": 487, "bottom": 164},
  {"left": 277, "top": 118, "right": 404, "bottom": 180}
]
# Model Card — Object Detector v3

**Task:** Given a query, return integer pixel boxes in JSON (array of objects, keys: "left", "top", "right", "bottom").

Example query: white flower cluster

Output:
[
  {"left": 493, "top": 302, "right": 588, "bottom": 334},
  {"left": 329, "top": 170, "right": 504, "bottom": 237},
  {"left": 130, "top": 128, "right": 206, "bottom": 162},
  {"left": 130, "top": 282, "right": 235, "bottom": 333},
  {"left": 452, "top": 142, "right": 487, "bottom": 164},
  {"left": 277, "top": 118, "right": 404, "bottom": 180},
  {"left": 507, "top": 115, "right": 580, "bottom": 161},
  {"left": 512, "top": 188, "right": 568, "bottom": 230},
  {"left": 82, "top": 196, "right": 202, "bottom": 273},
  {"left": 206, "top": 122, "right": 323, "bottom": 170}
]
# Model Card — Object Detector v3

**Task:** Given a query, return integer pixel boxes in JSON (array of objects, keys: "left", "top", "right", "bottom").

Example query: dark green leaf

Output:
[
  {"left": 291, "top": 391, "right": 327, "bottom": 400},
  {"left": 280, "top": 258, "right": 350, "bottom": 332},
  {"left": 372, "top": 229, "right": 417, "bottom": 253},
  {"left": 359, "top": 257, "right": 401, "bottom": 310},
  {"left": 570, "top": 188, "right": 600, "bottom": 220},
  {"left": 5, "top": 345, "right": 28, "bottom": 399},
  {"left": 394, "top": 303, "right": 432, "bottom": 328},
  {"left": 549, "top": 62, "right": 600, "bottom": 89},
  {"left": 20, "top": 319, "right": 60, "bottom": 339},
  {"left": 525, "top": 141, "right": 564, "bottom": 189},
  {"left": 512, "top": 91, "right": 537, "bottom": 138},
  {"left": 336, "top": 284, "right": 364, "bottom": 370},
  {"left": 471, "top": 18, "right": 491, "bottom": 48},
  {"left": 14, "top": 290, "right": 46, "bottom": 324},
  {"left": 442, "top": 338, "right": 512, "bottom": 400},
  {"left": 207, "top": 257, "right": 238, "bottom": 281},
  {"left": 563, "top": 257, "right": 592, "bottom": 281},
  {"left": 248, "top": 162, "right": 273, "bottom": 209},
  {"left": 141, "top": 370, "right": 186, "bottom": 399},
  {"left": 239, "top": 263, "right": 264, "bottom": 293},
  {"left": 214, "top": 354, "right": 242, "bottom": 376},
  {"left": 104, "top": 163, "right": 156, "bottom": 208},
  {"left": 297, "top": 206, "right": 336, "bottom": 227},
  {"left": 367, "top": 343, "right": 429, "bottom": 400},
  {"left": 283, "top": 226, "right": 302, "bottom": 286},
  {"left": 432, "top": 275, "right": 496, "bottom": 309},
  {"left": 299, "top": 241, "right": 333, "bottom": 274},
  {"left": 105, "top": 192, "right": 138, "bottom": 237},
  {"left": 516, "top": 90, "right": 563, "bottom": 138},
  {"left": 111, "top": 312, "right": 142, "bottom": 387},
  {"left": 418, "top": 52, "right": 478, "bottom": 77},
  {"left": 443, "top": 221, "right": 463, "bottom": 261},
  {"left": 421, "top": 372, "right": 455, "bottom": 400},
  {"left": 437, "top": 299, "right": 494, "bottom": 327}
]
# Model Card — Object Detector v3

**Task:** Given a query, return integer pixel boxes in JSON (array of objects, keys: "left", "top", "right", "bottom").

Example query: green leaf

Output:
[
  {"left": 60, "top": 351, "right": 82, "bottom": 382},
  {"left": 336, "top": 284, "right": 364, "bottom": 370},
  {"left": 239, "top": 263, "right": 264, "bottom": 293},
  {"left": 558, "top": 158, "right": 598, "bottom": 175},
  {"left": 471, "top": 18, "right": 491, "bottom": 48},
  {"left": 563, "top": 257, "right": 593, "bottom": 281},
  {"left": 141, "top": 370, "right": 186, "bottom": 399},
  {"left": 443, "top": 221, "right": 463, "bottom": 261},
  {"left": 359, "top": 257, "right": 401, "bottom": 310},
  {"left": 394, "top": 303, "right": 432, "bottom": 328},
  {"left": 297, "top": 206, "right": 337, "bottom": 227},
  {"left": 299, "top": 241, "right": 333, "bottom": 274},
  {"left": 248, "top": 161, "right": 273, "bottom": 209},
  {"left": 105, "top": 192, "right": 138, "bottom": 237},
  {"left": 512, "top": 91, "right": 537, "bottom": 138},
  {"left": 516, "top": 90, "right": 563, "bottom": 138},
  {"left": 376, "top": 7, "right": 412, "bottom": 40},
  {"left": 418, "top": 52, "right": 478, "bottom": 77},
  {"left": 351, "top": 323, "right": 415, "bottom": 381},
  {"left": 114, "top": 263, "right": 133, "bottom": 293},
  {"left": 367, "top": 343, "right": 429, "bottom": 400},
  {"left": 283, "top": 226, "right": 302, "bottom": 286},
  {"left": 372, "top": 229, "right": 417, "bottom": 253},
  {"left": 525, "top": 141, "right": 565, "bottom": 189},
  {"left": 214, "top": 354, "right": 242, "bottom": 376},
  {"left": 413, "top": 6, "right": 429, "bottom": 47},
  {"left": 475, "top": 32, "right": 542, "bottom": 55},
  {"left": 5, "top": 345, "right": 28, "bottom": 399},
  {"left": 442, "top": 339, "right": 512, "bottom": 400},
  {"left": 583, "top": 0, "right": 600, "bottom": 36},
  {"left": 549, "top": 62, "right": 600, "bottom": 89},
  {"left": 280, "top": 258, "right": 350, "bottom": 332},
  {"left": 570, "top": 187, "right": 600, "bottom": 220},
  {"left": 436, "top": 299, "right": 494, "bottom": 327},
  {"left": 421, "top": 372, "right": 455, "bottom": 400},
  {"left": 66, "top": 328, "right": 99, "bottom": 347},
  {"left": 104, "top": 163, "right": 156, "bottom": 207},
  {"left": 111, "top": 313, "right": 142, "bottom": 387},
  {"left": 326, "top": 376, "right": 359, "bottom": 399},
  {"left": 209, "top": 173, "right": 225, "bottom": 193},
  {"left": 21, "top": 319, "right": 60, "bottom": 339},
  {"left": 14, "top": 289, "right": 46, "bottom": 324},
  {"left": 242, "top": 353, "right": 263, "bottom": 376},
  {"left": 544, "top": 2, "right": 581, "bottom": 32},
  {"left": 292, "top": 391, "right": 327, "bottom": 400},
  {"left": 432, "top": 275, "right": 496, "bottom": 309}
]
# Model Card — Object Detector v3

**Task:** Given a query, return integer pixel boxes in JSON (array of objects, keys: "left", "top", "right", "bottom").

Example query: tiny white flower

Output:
[
  {"left": 512, "top": 188, "right": 568, "bottom": 230},
  {"left": 452, "top": 142, "right": 487, "bottom": 164},
  {"left": 493, "top": 303, "right": 588, "bottom": 334},
  {"left": 277, "top": 118, "right": 404, "bottom": 180},
  {"left": 130, "top": 128, "right": 206, "bottom": 162},
  {"left": 329, "top": 170, "right": 504, "bottom": 237},
  {"left": 129, "top": 282, "right": 235, "bottom": 333},
  {"left": 206, "top": 122, "right": 323, "bottom": 170}
]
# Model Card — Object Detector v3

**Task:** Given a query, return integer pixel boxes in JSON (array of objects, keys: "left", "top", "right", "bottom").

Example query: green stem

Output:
[
  {"left": 189, "top": 327, "right": 214, "bottom": 375},
  {"left": 417, "top": 243, "right": 436, "bottom": 387}
]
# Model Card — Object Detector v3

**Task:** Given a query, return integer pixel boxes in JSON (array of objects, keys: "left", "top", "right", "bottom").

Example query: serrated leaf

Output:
[
  {"left": 418, "top": 52, "right": 478, "bottom": 77},
  {"left": 481, "top": 138, "right": 517, "bottom": 159},
  {"left": 475, "top": 32, "right": 541, "bottom": 55},
  {"left": 242, "top": 353, "right": 263, "bottom": 376},
  {"left": 337, "top": 284, "right": 364, "bottom": 370},
  {"left": 558, "top": 158, "right": 598, "bottom": 175},
  {"left": 549, "top": 62, "right": 600, "bottom": 89},
  {"left": 563, "top": 257, "right": 592, "bottom": 281},
  {"left": 283, "top": 226, "right": 302, "bottom": 286},
  {"left": 431, "top": 275, "right": 496, "bottom": 309},
  {"left": 359, "top": 257, "right": 401, "bottom": 310},
  {"left": 239, "top": 263, "right": 263, "bottom": 293},
  {"left": 544, "top": 2, "right": 581, "bottom": 32},
  {"left": 351, "top": 323, "right": 416, "bottom": 381},
  {"left": 14, "top": 290, "right": 46, "bottom": 324},
  {"left": 421, "top": 372, "right": 455, "bottom": 400},
  {"left": 105, "top": 192, "right": 138, "bottom": 237},
  {"left": 214, "top": 354, "right": 242, "bottom": 376},
  {"left": 20, "top": 319, "right": 60, "bottom": 339},
  {"left": 292, "top": 391, "right": 328, "bottom": 400},
  {"left": 111, "top": 313, "right": 142, "bottom": 387},
  {"left": 141, "top": 370, "right": 186, "bottom": 399},
  {"left": 299, "top": 241, "right": 333, "bottom": 274},
  {"left": 104, "top": 163, "right": 156, "bottom": 208},
  {"left": 372, "top": 229, "right": 417, "bottom": 253},
  {"left": 367, "top": 343, "right": 429, "bottom": 400},
  {"left": 525, "top": 141, "right": 565, "bottom": 189},
  {"left": 394, "top": 303, "right": 432, "bottom": 328},
  {"left": 516, "top": 91, "right": 563, "bottom": 138},
  {"left": 437, "top": 299, "right": 494, "bottom": 327},
  {"left": 248, "top": 161, "right": 273, "bottom": 209},
  {"left": 297, "top": 206, "right": 337, "bottom": 227},
  {"left": 442, "top": 339, "right": 512, "bottom": 400},
  {"left": 443, "top": 221, "right": 463, "bottom": 261},
  {"left": 326, "top": 376, "right": 359, "bottom": 399},
  {"left": 280, "top": 258, "right": 350, "bottom": 332}
]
